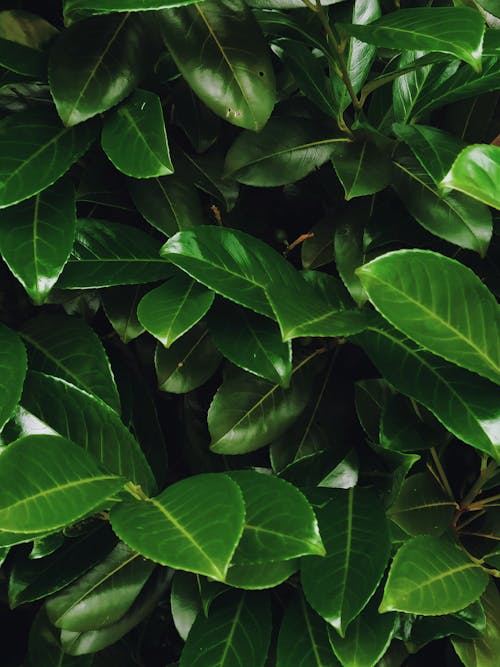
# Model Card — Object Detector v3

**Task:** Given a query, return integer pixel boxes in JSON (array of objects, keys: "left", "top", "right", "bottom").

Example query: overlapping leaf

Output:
[
  {"left": 0, "top": 435, "right": 124, "bottom": 533},
  {"left": 357, "top": 250, "right": 500, "bottom": 384},
  {"left": 20, "top": 313, "right": 120, "bottom": 412},
  {"left": 0, "top": 10, "right": 57, "bottom": 78},
  {"left": 102, "top": 89, "right": 173, "bottom": 178},
  {"left": 301, "top": 487, "right": 391, "bottom": 635},
  {"left": 0, "top": 323, "right": 27, "bottom": 431},
  {"left": 0, "top": 178, "right": 76, "bottom": 303},
  {"left": 56, "top": 219, "right": 174, "bottom": 289},
  {"left": 381, "top": 536, "right": 489, "bottom": 615},
  {"left": 21, "top": 371, "right": 156, "bottom": 493},
  {"left": 64, "top": 0, "right": 201, "bottom": 21},
  {"left": 442, "top": 144, "right": 500, "bottom": 210},
  {"left": 354, "top": 321, "right": 500, "bottom": 460},
  {"left": 452, "top": 582, "right": 500, "bottom": 667},
  {"left": 110, "top": 473, "right": 245, "bottom": 579},
  {"left": 0, "top": 109, "right": 95, "bottom": 208},
  {"left": 158, "top": 0, "right": 275, "bottom": 131}
]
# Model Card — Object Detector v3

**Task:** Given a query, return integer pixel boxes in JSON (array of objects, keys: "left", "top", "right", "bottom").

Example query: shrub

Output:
[{"left": 0, "top": 1, "right": 499, "bottom": 665}]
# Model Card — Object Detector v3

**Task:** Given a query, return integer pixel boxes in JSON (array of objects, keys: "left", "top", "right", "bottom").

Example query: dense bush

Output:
[{"left": 0, "top": 0, "right": 499, "bottom": 665}]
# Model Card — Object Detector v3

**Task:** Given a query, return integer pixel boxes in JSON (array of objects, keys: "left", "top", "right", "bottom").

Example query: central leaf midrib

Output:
[{"left": 367, "top": 273, "right": 499, "bottom": 374}]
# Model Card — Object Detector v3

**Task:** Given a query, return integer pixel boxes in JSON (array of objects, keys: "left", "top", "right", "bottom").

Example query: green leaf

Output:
[
  {"left": 20, "top": 313, "right": 120, "bottom": 413},
  {"left": 331, "top": 140, "right": 392, "bottom": 200},
  {"left": 277, "top": 592, "right": 340, "bottom": 667},
  {"left": 334, "top": 205, "right": 368, "bottom": 307},
  {"left": 380, "top": 394, "right": 439, "bottom": 453},
  {"left": 225, "top": 559, "right": 298, "bottom": 590},
  {"left": 328, "top": 592, "right": 397, "bottom": 667},
  {"left": 301, "top": 487, "right": 391, "bottom": 636},
  {"left": 442, "top": 145, "right": 500, "bottom": 210},
  {"left": 388, "top": 472, "right": 456, "bottom": 537},
  {"left": 0, "top": 109, "right": 95, "bottom": 208},
  {"left": 357, "top": 250, "right": 500, "bottom": 385},
  {"left": 354, "top": 321, "right": 500, "bottom": 460},
  {"left": 64, "top": 0, "right": 202, "bottom": 20},
  {"left": 224, "top": 117, "right": 347, "bottom": 186},
  {"left": 20, "top": 371, "right": 156, "bottom": 494},
  {"left": 49, "top": 13, "right": 151, "bottom": 126},
  {"left": 28, "top": 607, "right": 92, "bottom": 667},
  {"left": 170, "top": 572, "right": 202, "bottom": 641},
  {"left": 46, "top": 541, "right": 154, "bottom": 631},
  {"left": 158, "top": 0, "right": 275, "bottom": 131},
  {"left": 60, "top": 568, "right": 171, "bottom": 656},
  {"left": 409, "top": 57, "right": 500, "bottom": 119},
  {"left": 101, "top": 285, "right": 147, "bottom": 344},
  {"left": 280, "top": 39, "right": 338, "bottom": 118},
  {"left": 110, "top": 473, "right": 245, "bottom": 580},
  {"left": 0, "top": 178, "right": 76, "bottom": 304},
  {"left": 208, "top": 359, "right": 315, "bottom": 455},
  {"left": 380, "top": 535, "right": 489, "bottom": 615},
  {"left": 102, "top": 89, "right": 173, "bottom": 178},
  {"left": 0, "top": 323, "right": 27, "bottom": 432},
  {"left": 172, "top": 83, "right": 221, "bottom": 154},
  {"left": 392, "top": 154, "right": 492, "bottom": 256},
  {"left": 392, "top": 123, "right": 463, "bottom": 184},
  {"left": 8, "top": 526, "right": 116, "bottom": 607},
  {"left": 227, "top": 470, "right": 324, "bottom": 564},
  {"left": 129, "top": 174, "right": 203, "bottom": 237},
  {"left": 179, "top": 590, "right": 271, "bottom": 667},
  {"left": 452, "top": 582, "right": 500, "bottom": 667},
  {"left": 155, "top": 325, "right": 222, "bottom": 394},
  {"left": 137, "top": 273, "right": 215, "bottom": 348},
  {"left": 301, "top": 217, "right": 335, "bottom": 271},
  {"left": 208, "top": 300, "right": 292, "bottom": 386},
  {"left": 392, "top": 50, "right": 434, "bottom": 123},
  {"left": 161, "top": 226, "right": 371, "bottom": 340},
  {"left": 0, "top": 10, "right": 57, "bottom": 78},
  {"left": 355, "top": 378, "right": 394, "bottom": 443},
  {"left": 340, "top": 8, "right": 485, "bottom": 72},
  {"left": 56, "top": 218, "right": 174, "bottom": 289},
  {"left": 0, "top": 434, "right": 124, "bottom": 533}
]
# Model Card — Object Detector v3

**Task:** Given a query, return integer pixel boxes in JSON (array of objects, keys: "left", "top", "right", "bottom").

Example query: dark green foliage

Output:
[{"left": 0, "top": 2, "right": 499, "bottom": 666}]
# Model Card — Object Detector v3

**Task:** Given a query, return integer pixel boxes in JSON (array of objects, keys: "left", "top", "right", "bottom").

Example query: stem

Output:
[
  {"left": 430, "top": 447, "right": 455, "bottom": 501},
  {"left": 461, "top": 459, "right": 498, "bottom": 509},
  {"left": 124, "top": 481, "right": 150, "bottom": 501}
]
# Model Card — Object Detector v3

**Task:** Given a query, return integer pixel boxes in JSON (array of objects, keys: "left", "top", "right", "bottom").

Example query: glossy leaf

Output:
[
  {"left": 64, "top": 0, "right": 202, "bottom": 21},
  {"left": 0, "top": 435, "right": 123, "bottom": 533},
  {"left": 208, "top": 300, "right": 292, "bottom": 386},
  {"left": 0, "top": 10, "right": 57, "bottom": 78},
  {"left": 277, "top": 592, "right": 340, "bottom": 667},
  {"left": 28, "top": 607, "right": 92, "bottom": 667},
  {"left": 0, "top": 178, "right": 76, "bottom": 304},
  {"left": 328, "top": 592, "right": 397, "bottom": 667},
  {"left": 20, "top": 313, "right": 120, "bottom": 413},
  {"left": 0, "top": 109, "right": 95, "bottom": 208},
  {"left": 137, "top": 273, "right": 214, "bottom": 348},
  {"left": 179, "top": 590, "right": 271, "bottom": 667},
  {"left": 0, "top": 323, "right": 27, "bottom": 432},
  {"left": 225, "top": 559, "right": 298, "bottom": 590},
  {"left": 354, "top": 321, "right": 500, "bottom": 460},
  {"left": 380, "top": 394, "right": 439, "bottom": 453},
  {"left": 110, "top": 473, "right": 245, "bottom": 579},
  {"left": 341, "top": 8, "right": 485, "bottom": 72},
  {"left": 208, "top": 359, "right": 314, "bottom": 455},
  {"left": 392, "top": 154, "right": 492, "bottom": 256},
  {"left": 155, "top": 325, "right": 222, "bottom": 394},
  {"left": 392, "top": 123, "right": 463, "bottom": 184},
  {"left": 331, "top": 141, "right": 392, "bottom": 200},
  {"left": 101, "top": 285, "right": 147, "bottom": 344},
  {"left": 380, "top": 535, "right": 488, "bottom": 615},
  {"left": 357, "top": 250, "right": 500, "bottom": 385},
  {"left": 442, "top": 144, "right": 500, "bottom": 210},
  {"left": 301, "top": 487, "right": 391, "bottom": 636},
  {"left": 170, "top": 572, "right": 202, "bottom": 641},
  {"left": 334, "top": 206, "right": 368, "bottom": 307},
  {"left": 20, "top": 371, "right": 156, "bottom": 494},
  {"left": 102, "top": 89, "right": 173, "bottom": 178},
  {"left": 158, "top": 0, "right": 275, "bottom": 131},
  {"left": 392, "top": 50, "right": 434, "bottom": 123},
  {"left": 49, "top": 13, "right": 151, "bottom": 126},
  {"left": 129, "top": 174, "right": 203, "bottom": 237},
  {"left": 227, "top": 470, "right": 324, "bottom": 564},
  {"left": 46, "top": 541, "right": 154, "bottom": 631},
  {"left": 9, "top": 527, "right": 116, "bottom": 607},
  {"left": 389, "top": 472, "right": 456, "bottom": 537},
  {"left": 452, "top": 582, "right": 500, "bottom": 667},
  {"left": 57, "top": 218, "right": 174, "bottom": 289},
  {"left": 225, "top": 117, "right": 347, "bottom": 186}
]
